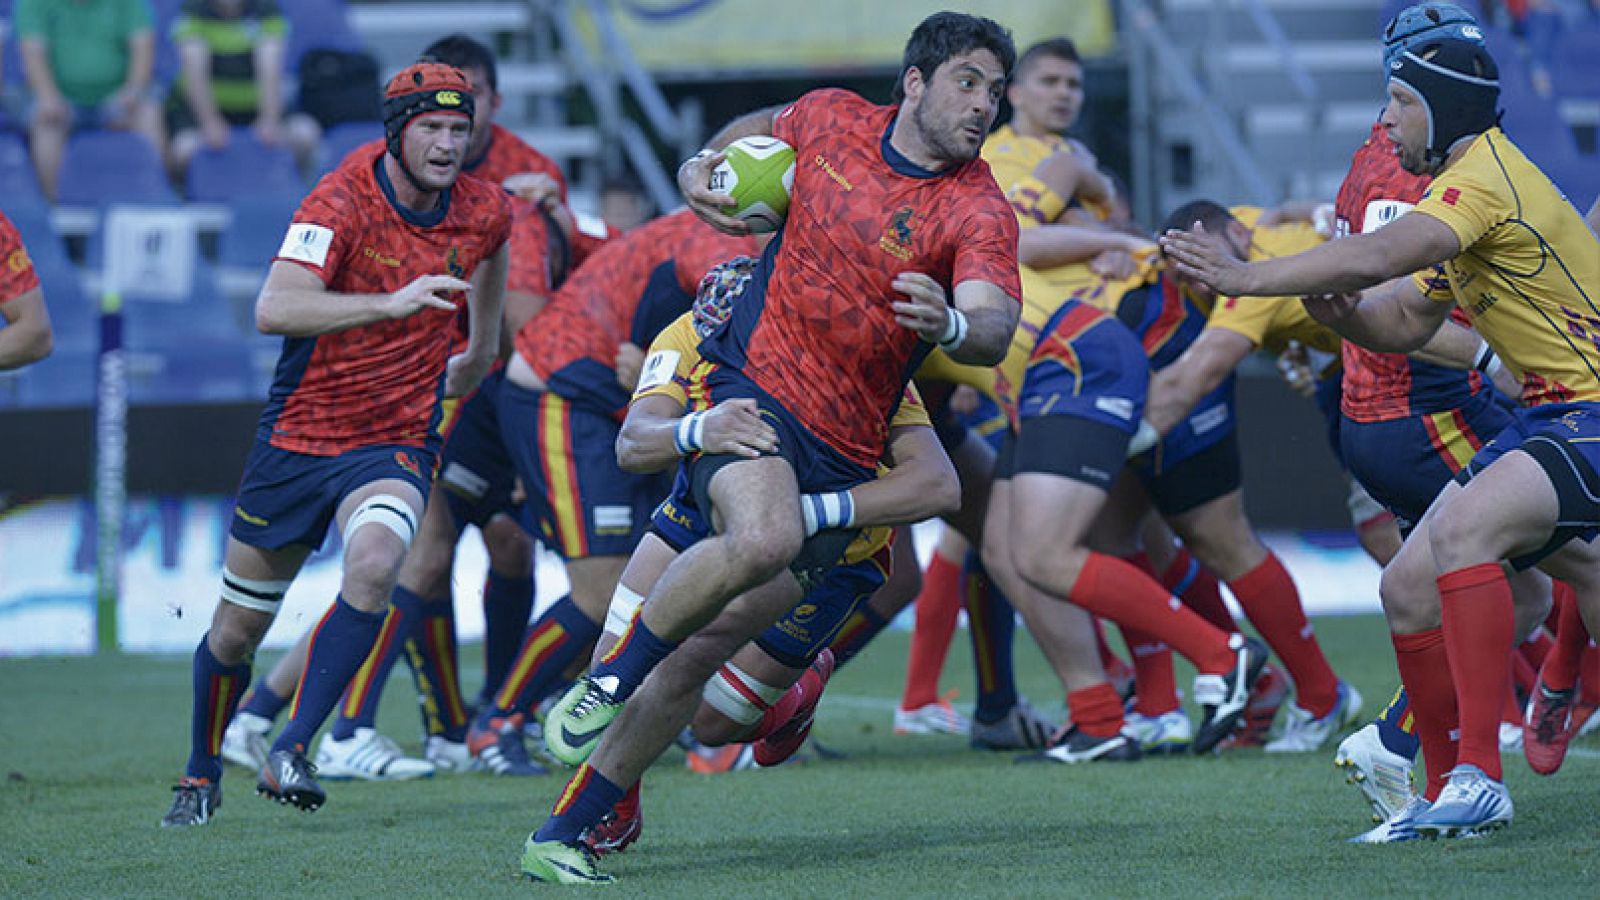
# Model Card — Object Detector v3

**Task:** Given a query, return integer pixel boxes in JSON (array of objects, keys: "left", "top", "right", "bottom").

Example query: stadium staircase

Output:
[{"left": 1123, "top": 0, "right": 1387, "bottom": 215}]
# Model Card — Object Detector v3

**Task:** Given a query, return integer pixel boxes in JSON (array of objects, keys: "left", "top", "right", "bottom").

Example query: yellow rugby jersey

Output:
[
  {"left": 1409, "top": 128, "right": 1600, "bottom": 405},
  {"left": 980, "top": 124, "right": 1111, "bottom": 228},
  {"left": 1205, "top": 206, "right": 1343, "bottom": 356}
]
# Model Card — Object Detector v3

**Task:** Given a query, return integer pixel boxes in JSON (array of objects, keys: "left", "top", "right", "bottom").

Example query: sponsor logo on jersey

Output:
[
  {"left": 813, "top": 154, "right": 853, "bottom": 192},
  {"left": 446, "top": 246, "right": 465, "bottom": 279},
  {"left": 1360, "top": 200, "right": 1414, "bottom": 234},
  {"left": 1095, "top": 396, "right": 1135, "bottom": 420},
  {"left": 6, "top": 248, "right": 30, "bottom": 273},
  {"left": 362, "top": 246, "right": 401, "bottom": 267}
]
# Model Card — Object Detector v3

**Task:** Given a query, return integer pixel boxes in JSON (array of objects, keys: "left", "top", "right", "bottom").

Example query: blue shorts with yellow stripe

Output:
[
  {"left": 755, "top": 542, "right": 892, "bottom": 668},
  {"left": 435, "top": 369, "right": 521, "bottom": 529},
  {"left": 1455, "top": 401, "right": 1600, "bottom": 567},
  {"left": 496, "top": 381, "right": 668, "bottom": 559},
  {"left": 230, "top": 441, "right": 433, "bottom": 551},
  {"left": 1342, "top": 388, "right": 1512, "bottom": 531},
  {"left": 649, "top": 465, "right": 708, "bottom": 552}
]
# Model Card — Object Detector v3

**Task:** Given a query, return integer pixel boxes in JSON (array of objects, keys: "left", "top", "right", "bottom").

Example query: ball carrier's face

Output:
[{"left": 901, "top": 49, "right": 1008, "bottom": 168}]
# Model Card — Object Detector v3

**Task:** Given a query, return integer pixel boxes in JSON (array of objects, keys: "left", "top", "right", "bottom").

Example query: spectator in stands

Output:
[
  {"left": 15, "top": 0, "right": 166, "bottom": 201},
  {"left": 0, "top": 210, "right": 52, "bottom": 370},
  {"left": 166, "top": 0, "right": 320, "bottom": 181}
]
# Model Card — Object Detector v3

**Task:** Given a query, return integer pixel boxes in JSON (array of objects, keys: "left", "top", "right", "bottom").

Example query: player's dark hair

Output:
[
  {"left": 1015, "top": 37, "right": 1080, "bottom": 79},
  {"left": 1160, "top": 199, "right": 1234, "bottom": 236},
  {"left": 420, "top": 33, "right": 498, "bottom": 92},
  {"left": 893, "top": 11, "right": 1016, "bottom": 103}
]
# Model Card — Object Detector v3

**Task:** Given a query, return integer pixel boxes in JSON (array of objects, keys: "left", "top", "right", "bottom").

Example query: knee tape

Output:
[
  {"left": 604, "top": 584, "right": 645, "bottom": 637},
  {"left": 702, "top": 662, "right": 786, "bottom": 726},
  {"left": 344, "top": 494, "right": 419, "bottom": 549},
  {"left": 220, "top": 566, "right": 292, "bottom": 614}
]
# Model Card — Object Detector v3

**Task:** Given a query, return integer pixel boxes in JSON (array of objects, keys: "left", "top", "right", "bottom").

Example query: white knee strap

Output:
[
  {"left": 604, "top": 583, "right": 645, "bottom": 638},
  {"left": 344, "top": 494, "right": 418, "bottom": 549},
  {"left": 702, "top": 662, "right": 787, "bottom": 726},
  {"left": 220, "top": 566, "right": 292, "bottom": 614}
]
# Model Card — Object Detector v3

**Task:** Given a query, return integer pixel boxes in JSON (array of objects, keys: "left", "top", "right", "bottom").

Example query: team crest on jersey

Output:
[
  {"left": 6, "top": 248, "right": 30, "bottom": 273},
  {"left": 446, "top": 246, "right": 465, "bottom": 279},
  {"left": 879, "top": 207, "right": 918, "bottom": 261}
]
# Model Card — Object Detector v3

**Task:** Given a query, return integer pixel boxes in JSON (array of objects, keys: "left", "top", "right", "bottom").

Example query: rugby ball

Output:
[{"left": 710, "top": 136, "right": 795, "bottom": 233}]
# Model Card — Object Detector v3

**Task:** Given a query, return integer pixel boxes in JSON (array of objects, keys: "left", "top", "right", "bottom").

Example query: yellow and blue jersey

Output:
[{"left": 1409, "top": 128, "right": 1600, "bottom": 406}]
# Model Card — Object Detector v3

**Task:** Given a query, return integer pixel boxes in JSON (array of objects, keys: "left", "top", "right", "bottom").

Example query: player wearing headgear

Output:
[
  {"left": 159, "top": 61, "right": 511, "bottom": 826},
  {"left": 1162, "top": 36, "right": 1600, "bottom": 839},
  {"left": 0, "top": 211, "right": 53, "bottom": 370}
]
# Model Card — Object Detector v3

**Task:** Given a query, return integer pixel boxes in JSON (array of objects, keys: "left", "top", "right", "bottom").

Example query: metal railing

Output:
[
  {"left": 540, "top": 0, "right": 701, "bottom": 212},
  {"left": 1121, "top": 0, "right": 1276, "bottom": 218}
]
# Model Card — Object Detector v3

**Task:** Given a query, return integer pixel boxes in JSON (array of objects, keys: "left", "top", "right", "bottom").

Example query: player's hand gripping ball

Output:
[{"left": 710, "top": 136, "right": 795, "bottom": 233}]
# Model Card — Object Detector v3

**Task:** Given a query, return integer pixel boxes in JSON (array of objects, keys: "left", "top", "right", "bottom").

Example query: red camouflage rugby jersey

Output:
[
  {"left": 1335, "top": 121, "right": 1484, "bottom": 423},
  {"left": 0, "top": 212, "right": 40, "bottom": 306},
  {"left": 262, "top": 146, "right": 511, "bottom": 455},
  {"left": 515, "top": 208, "right": 753, "bottom": 416},
  {"left": 701, "top": 88, "right": 1021, "bottom": 468}
]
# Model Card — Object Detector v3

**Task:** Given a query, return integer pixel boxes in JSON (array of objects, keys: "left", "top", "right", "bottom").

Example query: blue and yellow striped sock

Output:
[{"left": 1373, "top": 686, "right": 1421, "bottom": 760}]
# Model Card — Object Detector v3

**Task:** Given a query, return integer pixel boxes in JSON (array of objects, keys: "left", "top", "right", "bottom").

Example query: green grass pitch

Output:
[{"left": 2, "top": 614, "right": 1597, "bottom": 897}]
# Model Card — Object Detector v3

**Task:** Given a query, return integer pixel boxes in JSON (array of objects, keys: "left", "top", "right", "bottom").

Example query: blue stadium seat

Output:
[
  {"left": 279, "top": 0, "right": 364, "bottom": 72},
  {"left": 219, "top": 194, "right": 302, "bottom": 270},
  {"left": 56, "top": 131, "right": 179, "bottom": 205},
  {"left": 316, "top": 121, "right": 382, "bottom": 177},
  {"left": 1553, "top": 26, "right": 1600, "bottom": 101},
  {"left": 185, "top": 128, "right": 303, "bottom": 201},
  {"left": 13, "top": 344, "right": 96, "bottom": 409},
  {"left": 0, "top": 131, "right": 50, "bottom": 213}
]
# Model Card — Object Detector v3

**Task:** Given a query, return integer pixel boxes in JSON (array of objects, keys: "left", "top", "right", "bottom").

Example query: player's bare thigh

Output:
[{"left": 1424, "top": 448, "right": 1562, "bottom": 570}]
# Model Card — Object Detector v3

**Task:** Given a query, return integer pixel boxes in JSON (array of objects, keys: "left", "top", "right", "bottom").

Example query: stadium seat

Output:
[
  {"left": 315, "top": 121, "right": 382, "bottom": 176},
  {"left": 279, "top": 0, "right": 364, "bottom": 72},
  {"left": 0, "top": 131, "right": 50, "bottom": 213},
  {"left": 1552, "top": 26, "right": 1600, "bottom": 101},
  {"left": 219, "top": 194, "right": 302, "bottom": 270},
  {"left": 56, "top": 131, "right": 179, "bottom": 206},
  {"left": 185, "top": 129, "right": 304, "bottom": 201}
]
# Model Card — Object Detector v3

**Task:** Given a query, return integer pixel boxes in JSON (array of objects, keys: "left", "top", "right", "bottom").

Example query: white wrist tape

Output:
[
  {"left": 1126, "top": 419, "right": 1160, "bottom": 458},
  {"left": 937, "top": 307, "right": 969, "bottom": 352},
  {"left": 801, "top": 491, "right": 855, "bottom": 537},
  {"left": 674, "top": 411, "right": 708, "bottom": 455}
]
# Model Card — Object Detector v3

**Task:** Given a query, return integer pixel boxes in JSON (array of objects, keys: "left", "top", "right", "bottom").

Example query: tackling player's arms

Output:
[
  {"left": 1163, "top": 209, "right": 1461, "bottom": 298},
  {"left": 1301, "top": 275, "right": 1453, "bottom": 355},
  {"left": 856, "top": 422, "right": 960, "bottom": 525},
  {"left": 255, "top": 260, "right": 469, "bottom": 337},
  {"left": 0, "top": 286, "right": 52, "bottom": 370},
  {"left": 1144, "top": 328, "right": 1254, "bottom": 436}
]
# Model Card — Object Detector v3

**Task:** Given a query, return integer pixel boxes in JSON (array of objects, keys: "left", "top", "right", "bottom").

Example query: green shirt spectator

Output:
[{"left": 14, "top": 0, "right": 153, "bottom": 107}]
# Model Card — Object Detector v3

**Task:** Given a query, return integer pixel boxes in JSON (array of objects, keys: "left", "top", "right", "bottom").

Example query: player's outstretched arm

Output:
[
  {"left": 1018, "top": 226, "right": 1153, "bottom": 271},
  {"left": 1144, "top": 328, "right": 1253, "bottom": 437},
  {"left": 1160, "top": 212, "right": 1459, "bottom": 298},
  {"left": 1301, "top": 276, "right": 1450, "bottom": 355},
  {"left": 0, "top": 286, "right": 53, "bottom": 370},
  {"left": 255, "top": 262, "right": 467, "bottom": 337},
  {"left": 615, "top": 395, "right": 779, "bottom": 474},
  {"left": 446, "top": 243, "right": 508, "bottom": 397}
]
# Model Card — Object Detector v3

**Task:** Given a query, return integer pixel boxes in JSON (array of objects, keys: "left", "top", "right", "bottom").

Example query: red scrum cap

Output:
[{"left": 381, "top": 62, "right": 475, "bottom": 159}]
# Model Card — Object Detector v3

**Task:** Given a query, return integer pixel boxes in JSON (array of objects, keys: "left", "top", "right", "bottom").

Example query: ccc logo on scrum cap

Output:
[{"left": 435, "top": 90, "right": 463, "bottom": 106}]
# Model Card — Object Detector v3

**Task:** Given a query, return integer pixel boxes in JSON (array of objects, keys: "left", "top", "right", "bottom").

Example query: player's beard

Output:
[{"left": 913, "top": 102, "right": 982, "bottom": 166}]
